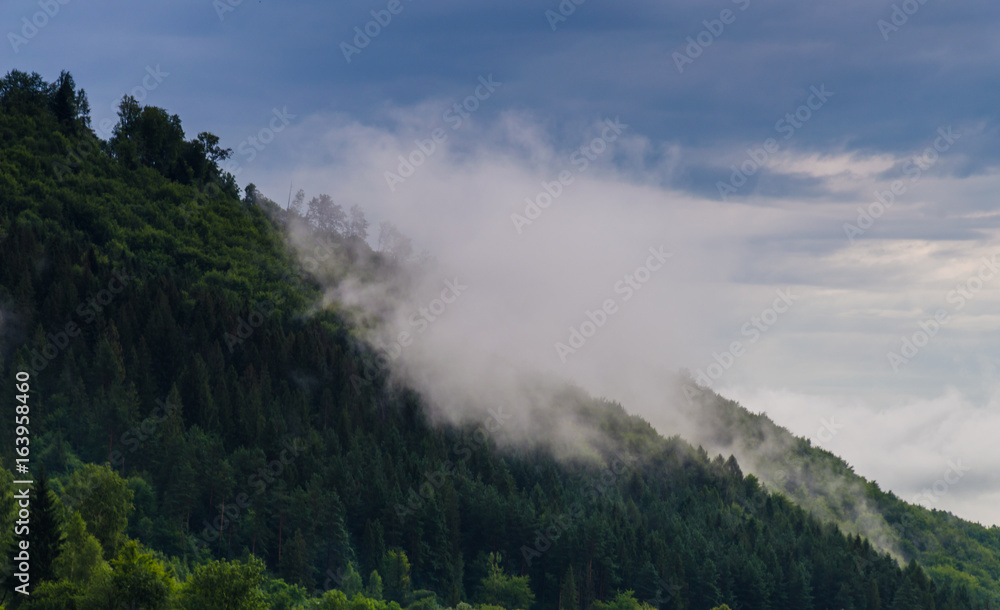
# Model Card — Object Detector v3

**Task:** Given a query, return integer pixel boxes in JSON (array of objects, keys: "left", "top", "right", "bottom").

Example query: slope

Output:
[{"left": 0, "top": 69, "right": 993, "bottom": 610}]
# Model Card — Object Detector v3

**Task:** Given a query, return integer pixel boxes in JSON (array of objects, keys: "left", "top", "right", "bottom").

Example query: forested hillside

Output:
[
  {"left": 0, "top": 70, "right": 996, "bottom": 609},
  {"left": 680, "top": 383, "right": 1000, "bottom": 604}
]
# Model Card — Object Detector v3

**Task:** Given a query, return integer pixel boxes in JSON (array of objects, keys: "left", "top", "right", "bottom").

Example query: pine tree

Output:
[
  {"left": 340, "top": 561, "right": 363, "bottom": 598},
  {"left": 32, "top": 467, "right": 65, "bottom": 583},
  {"left": 367, "top": 570, "right": 384, "bottom": 601},
  {"left": 560, "top": 565, "right": 580, "bottom": 610},
  {"left": 382, "top": 549, "right": 413, "bottom": 605},
  {"left": 280, "top": 528, "right": 315, "bottom": 590}
]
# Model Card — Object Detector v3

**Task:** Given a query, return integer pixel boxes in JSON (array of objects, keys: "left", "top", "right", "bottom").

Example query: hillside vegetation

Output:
[
  {"left": 680, "top": 383, "right": 1000, "bottom": 603},
  {"left": 0, "top": 69, "right": 996, "bottom": 609}
]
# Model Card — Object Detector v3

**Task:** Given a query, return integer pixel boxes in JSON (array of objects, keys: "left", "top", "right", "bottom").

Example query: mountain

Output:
[
  {"left": 0, "top": 69, "right": 996, "bottom": 609},
  {"left": 677, "top": 382, "right": 1000, "bottom": 603}
]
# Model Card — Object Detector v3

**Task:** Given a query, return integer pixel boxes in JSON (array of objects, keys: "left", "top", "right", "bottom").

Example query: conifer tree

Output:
[{"left": 32, "top": 467, "right": 65, "bottom": 584}]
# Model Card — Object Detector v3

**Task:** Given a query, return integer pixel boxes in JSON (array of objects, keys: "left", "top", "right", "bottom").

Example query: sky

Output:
[{"left": 4, "top": 0, "right": 1000, "bottom": 525}]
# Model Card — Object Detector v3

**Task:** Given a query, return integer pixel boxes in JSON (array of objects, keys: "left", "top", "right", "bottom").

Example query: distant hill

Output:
[{"left": 677, "top": 380, "right": 1000, "bottom": 603}]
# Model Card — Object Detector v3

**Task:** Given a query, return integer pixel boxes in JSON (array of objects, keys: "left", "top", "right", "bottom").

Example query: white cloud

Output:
[
  {"left": 720, "top": 384, "right": 1000, "bottom": 527},
  {"left": 247, "top": 108, "right": 1000, "bottom": 525}
]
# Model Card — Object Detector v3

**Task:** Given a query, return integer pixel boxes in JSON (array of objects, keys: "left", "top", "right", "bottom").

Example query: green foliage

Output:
[
  {"left": 590, "top": 591, "right": 653, "bottom": 610},
  {"left": 104, "top": 540, "right": 174, "bottom": 609},
  {"left": 108, "top": 95, "right": 232, "bottom": 190},
  {"left": 558, "top": 567, "right": 578, "bottom": 610},
  {"left": 314, "top": 589, "right": 350, "bottom": 610},
  {"left": 0, "top": 458, "right": 16, "bottom": 594},
  {"left": 382, "top": 550, "right": 413, "bottom": 605},
  {"left": 52, "top": 511, "right": 105, "bottom": 584},
  {"left": 682, "top": 377, "right": 1000, "bottom": 605},
  {"left": 475, "top": 553, "right": 534, "bottom": 610},
  {"left": 341, "top": 562, "right": 364, "bottom": 598},
  {"left": 263, "top": 576, "right": 311, "bottom": 609},
  {"left": 31, "top": 468, "right": 64, "bottom": 584},
  {"left": 61, "top": 464, "right": 134, "bottom": 559},
  {"left": 1, "top": 69, "right": 997, "bottom": 610},
  {"left": 177, "top": 556, "right": 269, "bottom": 610},
  {"left": 281, "top": 528, "right": 316, "bottom": 590},
  {"left": 367, "top": 571, "right": 384, "bottom": 601}
]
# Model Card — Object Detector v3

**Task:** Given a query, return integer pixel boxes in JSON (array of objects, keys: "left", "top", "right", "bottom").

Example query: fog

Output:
[{"left": 255, "top": 106, "right": 1000, "bottom": 527}]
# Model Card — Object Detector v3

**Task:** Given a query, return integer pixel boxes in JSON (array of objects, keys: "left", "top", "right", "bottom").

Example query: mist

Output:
[{"left": 255, "top": 105, "right": 1000, "bottom": 529}]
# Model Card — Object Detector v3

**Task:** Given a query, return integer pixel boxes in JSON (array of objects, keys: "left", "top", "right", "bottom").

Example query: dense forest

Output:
[
  {"left": 0, "top": 70, "right": 997, "bottom": 609},
  {"left": 679, "top": 385, "right": 1000, "bottom": 604}
]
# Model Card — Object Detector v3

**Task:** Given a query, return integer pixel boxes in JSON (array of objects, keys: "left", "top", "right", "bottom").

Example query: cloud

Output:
[
  {"left": 8, "top": 0, "right": 1000, "bottom": 526},
  {"left": 720, "top": 385, "right": 1000, "bottom": 527},
  {"left": 247, "top": 104, "right": 1000, "bottom": 525}
]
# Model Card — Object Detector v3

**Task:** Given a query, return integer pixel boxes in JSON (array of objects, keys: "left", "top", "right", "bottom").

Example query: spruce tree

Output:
[{"left": 32, "top": 467, "right": 65, "bottom": 584}]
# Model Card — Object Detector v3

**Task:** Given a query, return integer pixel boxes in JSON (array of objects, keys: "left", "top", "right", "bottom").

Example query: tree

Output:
[
  {"left": 244, "top": 183, "right": 260, "bottom": 206},
  {"left": 476, "top": 552, "right": 535, "bottom": 610},
  {"left": 366, "top": 570, "right": 383, "bottom": 601},
  {"left": 376, "top": 222, "right": 413, "bottom": 261},
  {"left": 347, "top": 205, "right": 369, "bottom": 241},
  {"left": 52, "top": 511, "right": 106, "bottom": 584},
  {"left": 340, "top": 561, "right": 363, "bottom": 598},
  {"left": 381, "top": 549, "right": 412, "bottom": 605},
  {"left": 48, "top": 70, "right": 89, "bottom": 129},
  {"left": 289, "top": 189, "right": 306, "bottom": 216},
  {"left": 592, "top": 591, "right": 655, "bottom": 610},
  {"left": 307, "top": 194, "right": 347, "bottom": 234},
  {"left": 31, "top": 467, "right": 65, "bottom": 584},
  {"left": 0, "top": 458, "right": 17, "bottom": 598},
  {"left": 786, "top": 561, "right": 814, "bottom": 610},
  {"left": 109, "top": 96, "right": 185, "bottom": 174},
  {"left": 195, "top": 131, "right": 232, "bottom": 163},
  {"left": 103, "top": 540, "right": 174, "bottom": 610},
  {"left": 0, "top": 69, "right": 48, "bottom": 111},
  {"left": 62, "top": 464, "right": 134, "bottom": 559},
  {"left": 178, "top": 556, "right": 269, "bottom": 610},
  {"left": 560, "top": 566, "right": 579, "bottom": 610},
  {"left": 108, "top": 95, "right": 229, "bottom": 188},
  {"left": 362, "top": 519, "right": 385, "bottom": 577},
  {"left": 280, "top": 528, "right": 315, "bottom": 590}
]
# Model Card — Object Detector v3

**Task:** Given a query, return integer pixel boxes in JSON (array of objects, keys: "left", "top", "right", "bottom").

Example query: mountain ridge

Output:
[{"left": 0, "top": 68, "right": 996, "bottom": 610}]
